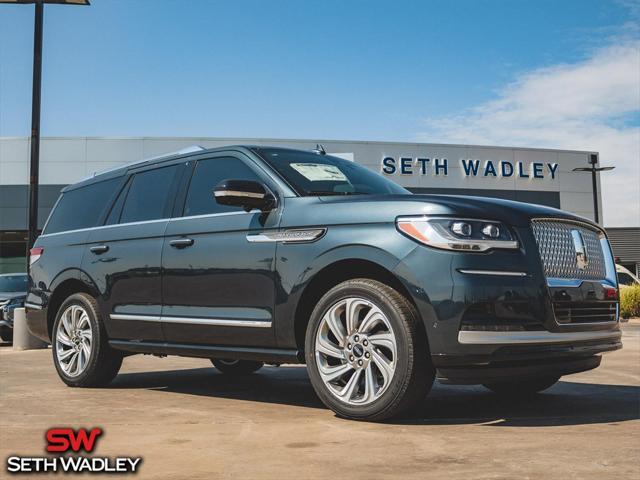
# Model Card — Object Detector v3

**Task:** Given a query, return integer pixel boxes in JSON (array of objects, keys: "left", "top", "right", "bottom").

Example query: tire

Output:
[
  {"left": 0, "top": 326, "right": 13, "bottom": 343},
  {"left": 483, "top": 375, "right": 561, "bottom": 396},
  {"left": 52, "top": 292, "right": 123, "bottom": 387},
  {"left": 305, "top": 278, "right": 434, "bottom": 421},
  {"left": 211, "top": 358, "right": 264, "bottom": 375}
]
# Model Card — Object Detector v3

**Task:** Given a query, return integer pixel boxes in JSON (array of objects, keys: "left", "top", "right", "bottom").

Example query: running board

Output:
[{"left": 109, "top": 340, "right": 301, "bottom": 364}]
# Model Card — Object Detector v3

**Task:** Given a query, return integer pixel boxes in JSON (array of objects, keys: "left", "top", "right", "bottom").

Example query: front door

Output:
[{"left": 161, "top": 154, "right": 280, "bottom": 347}]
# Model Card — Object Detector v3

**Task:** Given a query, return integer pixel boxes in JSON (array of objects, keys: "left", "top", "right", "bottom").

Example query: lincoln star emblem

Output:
[{"left": 570, "top": 229, "right": 589, "bottom": 270}]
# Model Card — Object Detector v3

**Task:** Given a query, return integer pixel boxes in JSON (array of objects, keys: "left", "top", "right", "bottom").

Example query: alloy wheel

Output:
[
  {"left": 314, "top": 297, "right": 397, "bottom": 405},
  {"left": 56, "top": 304, "right": 93, "bottom": 377}
]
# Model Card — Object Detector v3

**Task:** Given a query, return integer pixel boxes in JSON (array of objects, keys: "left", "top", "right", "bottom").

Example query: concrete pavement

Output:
[{"left": 1, "top": 322, "right": 638, "bottom": 479}]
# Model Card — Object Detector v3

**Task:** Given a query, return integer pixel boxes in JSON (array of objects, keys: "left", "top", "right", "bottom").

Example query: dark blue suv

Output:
[{"left": 26, "top": 146, "right": 621, "bottom": 421}]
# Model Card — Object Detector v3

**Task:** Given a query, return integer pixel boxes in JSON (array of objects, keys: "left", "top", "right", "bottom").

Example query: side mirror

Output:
[{"left": 213, "top": 179, "right": 275, "bottom": 212}]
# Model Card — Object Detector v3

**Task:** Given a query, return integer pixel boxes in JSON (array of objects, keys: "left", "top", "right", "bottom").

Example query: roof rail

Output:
[{"left": 85, "top": 145, "right": 207, "bottom": 179}]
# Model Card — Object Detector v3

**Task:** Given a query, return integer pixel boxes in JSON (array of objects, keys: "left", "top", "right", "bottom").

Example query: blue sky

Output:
[
  {"left": 0, "top": 0, "right": 635, "bottom": 138},
  {"left": 0, "top": 0, "right": 638, "bottom": 224}
]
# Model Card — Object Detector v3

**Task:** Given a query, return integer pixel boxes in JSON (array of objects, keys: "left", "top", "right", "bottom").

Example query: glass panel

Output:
[
  {"left": 120, "top": 165, "right": 180, "bottom": 223},
  {"left": 183, "top": 157, "right": 262, "bottom": 217},
  {"left": 44, "top": 177, "right": 122, "bottom": 234}
]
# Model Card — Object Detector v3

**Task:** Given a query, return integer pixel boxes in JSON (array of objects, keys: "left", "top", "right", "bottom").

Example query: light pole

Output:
[
  {"left": 573, "top": 153, "right": 615, "bottom": 224},
  {"left": 0, "top": 0, "right": 90, "bottom": 260}
]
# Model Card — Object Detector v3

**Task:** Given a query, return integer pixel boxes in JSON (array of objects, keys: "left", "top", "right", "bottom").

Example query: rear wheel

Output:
[
  {"left": 483, "top": 375, "right": 561, "bottom": 396},
  {"left": 52, "top": 293, "right": 123, "bottom": 387},
  {"left": 211, "top": 358, "right": 264, "bottom": 375},
  {"left": 305, "top": 279, "right": 433, "bottom": 421}
]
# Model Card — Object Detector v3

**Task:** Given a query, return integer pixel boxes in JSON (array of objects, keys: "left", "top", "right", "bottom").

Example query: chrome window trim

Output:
[
  {"left": 458, "top": 329, "right": 621, "bottom": 345},
  {"left": 169, "top": 210, "right": 253, "bottom": 222},
  {"left": 458, "top": 269, "right": 527, "bottom": 277},
  {"left": 38, "top": 210, "right": 264, "bottom": 238},
  {"left": 109, "top": 313, "right": 271, "bottom": 328},
  {"left": 39, "top": 217, "right": 170, "bottom": 238}
]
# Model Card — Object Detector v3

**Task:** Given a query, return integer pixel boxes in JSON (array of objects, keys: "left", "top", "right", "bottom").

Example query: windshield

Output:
[
  {"left": 256, "top": 148, "right": 409, "bottom": 196},
  {"left": 617, "top": 272, "right": 637, "bottom": 286},
  {"left": 0, "top": 274, "right": 28, "bottom": 293}
]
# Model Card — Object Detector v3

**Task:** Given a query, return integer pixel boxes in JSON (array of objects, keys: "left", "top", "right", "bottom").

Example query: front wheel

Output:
[
  {"left": 52, "top": 293, "right": 123, "bottom": 387},
  {"left": 211, "top": 358, "right": 264, "bottom": 375},
  {"left": 305, "top": 279, "right": 434, "bottom": 421},
  {"left": 483, "top": 375, "right": 561, "bottom": 396}
]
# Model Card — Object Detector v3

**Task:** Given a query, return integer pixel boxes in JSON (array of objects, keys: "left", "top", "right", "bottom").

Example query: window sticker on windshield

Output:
[{"left": 290, "top": 163, "right": 348, "bottom": 181}]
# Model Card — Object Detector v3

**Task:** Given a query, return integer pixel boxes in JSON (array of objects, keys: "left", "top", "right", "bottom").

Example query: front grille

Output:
[
  {"left": 531, "top": 219, "right": 606, "bottom": 280},
  {"left": 553, "top": 301, "right": 617, "bottom": 324}
]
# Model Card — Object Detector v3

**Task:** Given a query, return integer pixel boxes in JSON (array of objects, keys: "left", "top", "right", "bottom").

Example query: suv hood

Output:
[{"left": 309, "top": 193, "right": 599, "bottom": 229}]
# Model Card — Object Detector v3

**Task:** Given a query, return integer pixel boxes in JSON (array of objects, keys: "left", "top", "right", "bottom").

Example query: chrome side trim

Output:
[
  {"left": 458, "top": 329, "right": 621, "bottom": 345},
  {"left": 247, "top": 228, "right": 326, "bottom": 244},
  {"left": 24, "top": 302, "right": 43, "bottom": 310},
  {"left": 214, "top": 190, "right": 265, "bottom": 199},
  {"left": 458, "top": 269, "right": 527, "bottom": 277},
  {"left": 161, "top": 316, "right": 272, "bottom": 328},
  {"left": 109, "top": 313, "right": 271, "bottom": 328},
  {"left": 110, "top": 314, "right": 161, "bottom": 322}
]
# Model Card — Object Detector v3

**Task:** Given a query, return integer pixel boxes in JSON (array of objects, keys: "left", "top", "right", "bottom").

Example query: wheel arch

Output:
[
  {"left": 292, "top": 258, "right": 423, "bottom": 355},
  {"left": 47, "top": 275, "right": 98, "bottom": 339}
]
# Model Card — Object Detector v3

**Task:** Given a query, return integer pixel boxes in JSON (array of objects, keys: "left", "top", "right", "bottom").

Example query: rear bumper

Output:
[{"left": 433, "top": 332, "right": 622, "bottom": 384}]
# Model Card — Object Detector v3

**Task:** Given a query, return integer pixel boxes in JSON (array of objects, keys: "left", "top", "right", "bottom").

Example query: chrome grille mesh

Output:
[{"left": 531, "top": 219, "right": 606, "bottom": 280}]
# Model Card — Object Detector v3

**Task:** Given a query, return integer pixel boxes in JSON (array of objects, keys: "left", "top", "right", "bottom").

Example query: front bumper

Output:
[
  {"left": 434, "top": 332, "right": 621, "bottom": 384},
  {"left": 393, "top": 224, "right": 621, "bottom": 384}
]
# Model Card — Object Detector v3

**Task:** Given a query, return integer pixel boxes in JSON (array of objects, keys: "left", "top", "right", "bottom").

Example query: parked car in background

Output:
[
  {"left": 616, "top": 264, "right": 640, "bottom": 289},
  {"left": 0, "top": 273, "right": 28, "bottom": 342},
  {"left": 25, "top": 146, "right": 622, "bottom": 421}
]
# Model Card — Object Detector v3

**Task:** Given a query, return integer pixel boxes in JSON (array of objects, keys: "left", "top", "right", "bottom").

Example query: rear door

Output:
[
  {"left": 161, "top": 153, "right": 280, "bottom": 347},
  {"left": 83, "top": 162, "right": 185, "bottom": 342}
]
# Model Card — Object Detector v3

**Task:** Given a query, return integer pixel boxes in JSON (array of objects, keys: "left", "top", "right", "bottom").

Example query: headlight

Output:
[{"left": 396, "top": 216, "right": 519, "bottom": 252}]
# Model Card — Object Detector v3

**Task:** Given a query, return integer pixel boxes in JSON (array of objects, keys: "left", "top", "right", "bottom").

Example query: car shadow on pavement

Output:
[{"left": 110, "top": 365, "right": 639, "bottom": 427}]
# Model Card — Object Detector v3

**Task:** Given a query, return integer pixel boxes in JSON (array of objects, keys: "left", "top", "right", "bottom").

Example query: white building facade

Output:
[{"left": 0, "top": 136, "right": 603, "bottom": 272}]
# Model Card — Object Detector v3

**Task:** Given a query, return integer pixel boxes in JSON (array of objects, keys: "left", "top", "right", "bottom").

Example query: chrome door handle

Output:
[
  {"left": 169, "top": 238, "right": 194, "bottom": 249},
  {"left": 90, "top": 245, "right": 109, "bottom": 254}
]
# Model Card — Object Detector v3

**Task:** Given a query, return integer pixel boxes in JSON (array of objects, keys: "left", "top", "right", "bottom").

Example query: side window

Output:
[
  {"left": 44, "top": 177, "right": 122, "bottom": 234},
  {"left": 120, "top": 165, "right": 180, "bottom": 223},
  {"left": 183, "top": 157, "right": 264, "bottom": 217}
]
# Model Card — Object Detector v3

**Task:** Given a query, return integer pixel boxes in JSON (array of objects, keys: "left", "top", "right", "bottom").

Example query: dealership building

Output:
[{"left": 0, "top": 136, "right": 635, "bottom": 275}]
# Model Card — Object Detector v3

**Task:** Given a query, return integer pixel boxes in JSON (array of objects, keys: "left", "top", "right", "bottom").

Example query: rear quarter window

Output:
[{"left": 43, "top": 177, "right": 122, "bottom": 235}]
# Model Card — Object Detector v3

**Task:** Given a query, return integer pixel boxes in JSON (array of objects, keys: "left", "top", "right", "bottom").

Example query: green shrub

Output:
[{"left": 620, "top": 284, "right": 640, "bottom": 319}]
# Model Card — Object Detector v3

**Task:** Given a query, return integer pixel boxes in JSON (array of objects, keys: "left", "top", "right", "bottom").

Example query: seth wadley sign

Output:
[{"left": 381, "top": 157, "right": 559, "bottom": 180}]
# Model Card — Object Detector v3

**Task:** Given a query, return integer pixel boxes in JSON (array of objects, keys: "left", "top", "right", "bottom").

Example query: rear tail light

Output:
[
  {"left": 604, "top": 286, "right": 618, "bottom": 300},
  {"left": 29, "top": 247, "right": 44, "bottom": 266}
]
